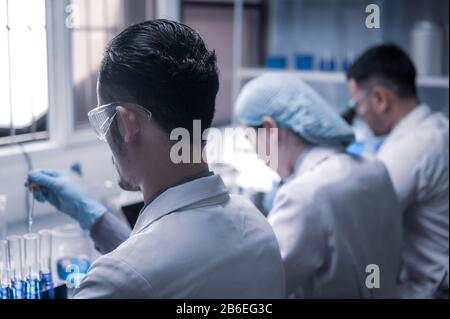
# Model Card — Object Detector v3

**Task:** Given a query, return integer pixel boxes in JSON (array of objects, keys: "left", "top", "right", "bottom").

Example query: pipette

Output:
[{"left": 27, "top": 182, "right": 38, "bottom": 233}]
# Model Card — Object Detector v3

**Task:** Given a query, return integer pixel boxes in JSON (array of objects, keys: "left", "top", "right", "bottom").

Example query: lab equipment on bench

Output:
[
  {"left": 27, "top": 183, "right": 38, "bottom": 233},
  {"left": 52, "top": 224, "right": 92, "bottom": 290},
  {"left": 0, "top": 240, "right": 12, "bottom": 299},
  {"left": 7, "top": 236, "right": 26, "bottom": 299},
  {"left": 24, "top": 233, "right": 41, "bottom": 299},
  {"left": 0, "top": 229, "right": 61, "bottom": 299},
  {"left": 39, "top": 230, "right": 55, "bottom": 298}
]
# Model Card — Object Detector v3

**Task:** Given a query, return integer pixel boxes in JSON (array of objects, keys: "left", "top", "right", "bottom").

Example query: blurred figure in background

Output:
[
  {"left": 347, "top": 44, "right": 449, "bottom": 299},
  {"left": 235, "top": 74, "right": 402, "bottom": 298}
]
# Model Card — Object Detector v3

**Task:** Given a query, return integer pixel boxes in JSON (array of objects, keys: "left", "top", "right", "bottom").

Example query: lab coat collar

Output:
[
  {"left": 387, "top": 104, "right": 432, "bottom": 141},
  {"left": 131, "top": 174, "right": 230, "bottom": 235},
  {"left": 293, "top": 145, "right": 343, "bottom": 178}
]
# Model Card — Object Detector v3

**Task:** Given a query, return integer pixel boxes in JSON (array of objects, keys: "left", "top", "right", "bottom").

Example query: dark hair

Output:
[
  {"left": 347, "top": 44, "right": 417, "bottom": 98},
  {"left": 98, "top": 19, "right": 219, "bottom": 137}
]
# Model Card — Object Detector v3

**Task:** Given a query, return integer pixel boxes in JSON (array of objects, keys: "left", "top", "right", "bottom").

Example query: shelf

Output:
[
  {"left": 237, "top": 68, "right": 450, "bottom": 89},
  {"left": 417, "top": 76, "right": 450, "bottom": 88}
]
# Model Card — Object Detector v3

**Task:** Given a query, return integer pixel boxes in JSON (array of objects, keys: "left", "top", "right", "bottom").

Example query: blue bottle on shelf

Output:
[
  {"left": 295, "top": 53, "right": 314, "bottom": 70},
  {"left": 265, "top": 56, "right": 287, "bottom": 69},
  {"left": 319, "top": 57, "right": 336, "bottom": 71},
  {"left": 319, "top": 50, "right": 336, "bottom": 72}
]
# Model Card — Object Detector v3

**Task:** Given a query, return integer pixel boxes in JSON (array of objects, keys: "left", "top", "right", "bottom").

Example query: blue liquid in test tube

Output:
[
  {"left": 23, "top": 233, "right": 41, "bottom": 299},
  {"left": 0, "top": 239, "right": 12, "bottom": 299},
  {"left": 39, "top": 230, "right": 55, "bottom": 299},
  {"left": 7, "top": 235, "right": 27, "bottom": 299}
]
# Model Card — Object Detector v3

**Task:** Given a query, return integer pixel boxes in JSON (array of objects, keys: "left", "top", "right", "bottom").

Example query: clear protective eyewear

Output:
[
  {"left": 341, "top": 90, "right": 371, "bottom": 124},
  {"left": 348, "top": 90, "right": 371, "bottom": 111},
  {"left": 87, "top": 102, "right": 152, "bottom": 142}
]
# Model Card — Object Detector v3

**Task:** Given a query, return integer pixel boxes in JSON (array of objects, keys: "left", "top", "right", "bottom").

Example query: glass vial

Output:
[
  {"left": 23, "top": 233, "right": 41, "bottom": 299},
  {"left": 7, "top": 235, "right": 26, "bottom": 299}
]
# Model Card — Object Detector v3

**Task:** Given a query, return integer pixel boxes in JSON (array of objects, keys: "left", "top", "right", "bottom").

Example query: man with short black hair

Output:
[
  {"left": 26, "top": 20, "right": 285, "bottom": 299},
  {"left": 347, "top": 44, "right": 449, "bottom": 298}
]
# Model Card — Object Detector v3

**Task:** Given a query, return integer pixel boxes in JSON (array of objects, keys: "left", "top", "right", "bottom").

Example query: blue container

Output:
[
  {"left": 11, "top": 279, "right": 26, "bottom": 299},
  {"left": 265, "top": 56, "right": 287, "bottom": 69},
  {"left": 319, "top": 57, "right": 336, "bottom": 71},
  {"left": 0, "top": 286, "right": 13, "bottom": 299},
  {"left": 40, "top": 272, "right": 55, "bottom": 299},
  {"left": 25, "top": 278, "right": 41, "bottom": 299},
  {"left": 295, "top": 54, "right": 314, "bottom": 70}
]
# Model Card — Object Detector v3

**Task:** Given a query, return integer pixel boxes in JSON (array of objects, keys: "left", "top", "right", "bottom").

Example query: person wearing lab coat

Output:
[
  {"left": 346, "top": 44, "right": 449, "bottom": 299},
  {"left": 235, "top": 74, "right": 403, "bottom": 298},
  {"left": 25, "top": 20, "right": 285, "bottom": 299}
]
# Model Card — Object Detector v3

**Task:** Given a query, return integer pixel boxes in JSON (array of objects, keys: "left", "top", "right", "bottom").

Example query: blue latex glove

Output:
[{"left": 25, "top": 169, "right": 107, "bottom": 229}]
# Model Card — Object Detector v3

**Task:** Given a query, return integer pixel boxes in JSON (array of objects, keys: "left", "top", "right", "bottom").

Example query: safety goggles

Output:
[
  {"left": 348, "top": 90, "right": 371, "bottom": 111},
  {"left": 87, "top": 102, "right": 152, "bottom": 142},
  {"left": 341, "top": 90, "right": 372, "bottom": 124}
]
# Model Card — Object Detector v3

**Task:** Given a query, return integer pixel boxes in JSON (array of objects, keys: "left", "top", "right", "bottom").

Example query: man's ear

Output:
[
  {"left": 116, "top": 106, "right": 139, "bottom": 143},
  {"left": 261, "top": 116, "right": 277, "bottom": 129},
  {"left": 371, "top": 85, "right": 391, "bottom": 114}
]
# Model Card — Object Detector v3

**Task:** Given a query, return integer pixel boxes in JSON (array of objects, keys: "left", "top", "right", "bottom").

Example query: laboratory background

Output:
[{"left": 0, "top": 0, "right": 448, "bottom": 300}]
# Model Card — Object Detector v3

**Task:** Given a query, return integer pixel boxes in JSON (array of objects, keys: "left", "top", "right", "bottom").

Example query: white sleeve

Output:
[
  {"left": 89, "top": 213, "right": 131, "bottom": 254},
  {"left": 73, "top": 255, "right": 155, "bottom": 299},
  {"left": 268, "top": 185, "right": 327, "bottom": 296},
  {"left": 377, "top": 139, "right": 421, "bottom": 212}
]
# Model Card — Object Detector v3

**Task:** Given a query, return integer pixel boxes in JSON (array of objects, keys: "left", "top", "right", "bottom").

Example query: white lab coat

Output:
[
  {"left": 268, "top": 146, "right": 402, "bottom": 298},
  {"left": 377, "top": 104, "right": 449, "bottom": 298},
  {"left": 74, "top": 174, "right": 286, "bottom": 298}
]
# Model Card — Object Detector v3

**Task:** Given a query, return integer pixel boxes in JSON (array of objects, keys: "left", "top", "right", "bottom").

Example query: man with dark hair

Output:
[
  {"left": 25, "top": 20, "right": 285, "bottom": 298},
  {"left": 347, "top": 44, "right": 449, "bottom": 298}
]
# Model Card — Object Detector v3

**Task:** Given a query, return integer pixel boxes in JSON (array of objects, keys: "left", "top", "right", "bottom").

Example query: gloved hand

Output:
[{"left": 24, "top": 169, "right": 107, "bottom": 229}]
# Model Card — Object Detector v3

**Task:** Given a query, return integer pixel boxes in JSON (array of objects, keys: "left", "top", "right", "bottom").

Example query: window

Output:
[
  {"left": 70, "top": 0, "right": 155, "bottom": 128},
  {"left": 0, "top": 0, "right": 48, "bottom": 146}
]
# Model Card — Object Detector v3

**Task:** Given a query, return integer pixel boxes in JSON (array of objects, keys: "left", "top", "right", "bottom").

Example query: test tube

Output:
[
  {"left": 0, "top": 195, "right": 6, "bottom": 240},
  {"left": 23, "top": 233, "right": 41, "bottom": 299},
  {"left": 39, "top": 230, "right": 52, "bottom": 274},
  {"left": 7, "top": 235, "right": 25, "bottom": 299},
  {"left": 39, "top": 229, "right": 54, "bottom": 296},
  {"left": 0, "top": 240, "right": 12, "bottom": 299}
]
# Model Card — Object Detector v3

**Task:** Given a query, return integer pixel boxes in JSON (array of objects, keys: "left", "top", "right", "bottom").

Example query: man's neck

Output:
[{"left": 141, "top": 162, "right": 210, "bottom": 205}]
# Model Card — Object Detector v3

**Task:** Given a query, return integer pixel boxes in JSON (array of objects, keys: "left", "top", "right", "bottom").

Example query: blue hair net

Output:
[{"left": 234, "top": 74, "right": 355, "bottom": 145}]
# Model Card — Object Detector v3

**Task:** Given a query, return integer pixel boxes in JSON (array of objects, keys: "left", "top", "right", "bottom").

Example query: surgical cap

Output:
[{"left": 234, "top": 74, "right": 355, "bottom": 146}]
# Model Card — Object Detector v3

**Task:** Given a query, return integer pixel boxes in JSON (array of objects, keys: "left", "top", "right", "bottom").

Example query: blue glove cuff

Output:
[{"left": 79, "top": 199, "right": 108, "bottom": 230}]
